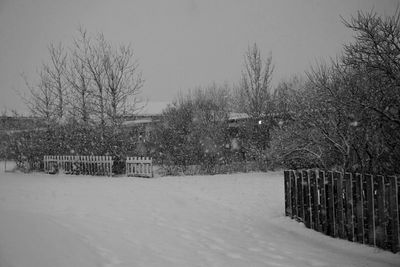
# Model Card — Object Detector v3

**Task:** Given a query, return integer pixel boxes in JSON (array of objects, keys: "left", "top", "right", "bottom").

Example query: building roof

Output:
[
  {"left": 122, "top": 119, "right": 153, "bottom": 127},
  {"left": 137, "top": 101, "right": 170, "bottom": 116},
  {"left": 228, "top": 112, "right": 249, "bottom": 121}
]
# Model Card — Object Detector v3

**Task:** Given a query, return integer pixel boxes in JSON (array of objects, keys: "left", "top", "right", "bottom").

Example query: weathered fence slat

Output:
[
  {"left": 388, "top": 176, "right": 399, "bottom": 253},
  {"left": 299, "top": 171, "right": 311, "bottom": 228},
  {"left": 284, "top": 171, "right": 291, "bottom": 217},
  {"left": 326, "top": 171, "right": 335, "bottom": 237},
  {"left": 311, "top": 170, "right": 320, "bottom": 232},
  {"left": 344, "top": 172, "right": 355, "bottom": 242},
  {"left": 319, "top": 170, "right": 328, "bottom": 235},
  {"left": 365, "top": 174, "right": 376, "bottom": 246},
  {"left": 356, "top": 173, "right": 366, "bottom": 244},
  {"left": 297, "top": 171, "right": 304, "bottom": 222},
  {"left": 375, "top": 175, "right": 386, "bottom": 249},
  {"left": 304, "top": 170, "right": 312, "bottom": 228},
  {"left": 290, "top": 170, "right": 297, "bottom": 220},
  {"left": 335, "top": 172, "right": 345, "bottom": 239}
]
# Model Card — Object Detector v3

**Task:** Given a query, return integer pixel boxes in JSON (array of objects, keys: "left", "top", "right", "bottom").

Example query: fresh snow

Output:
[{"left": 0, "top": 170, "right": 399, "bottom": 267}]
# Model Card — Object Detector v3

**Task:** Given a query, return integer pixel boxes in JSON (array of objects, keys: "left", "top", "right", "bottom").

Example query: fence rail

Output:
[
  {"left": 44, "top": 155, "right": 113, "bottom": 176},
  {"left": 126, "top": 156, "right": 153, "bottom": 178},
  {"left": 284, "top": 169, "right": 400, "bottom": 253}
]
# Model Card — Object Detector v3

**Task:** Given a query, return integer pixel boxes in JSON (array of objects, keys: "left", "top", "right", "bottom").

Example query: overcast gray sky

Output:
[{"left": 0, "top": 0, "right": 397, "bottom": 113}]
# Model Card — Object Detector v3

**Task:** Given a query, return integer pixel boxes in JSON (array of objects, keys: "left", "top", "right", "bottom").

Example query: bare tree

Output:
[
  {"left": 276, "top": 7, "right": 400, "bottom": 174},
  {"left": 191, "top": 83, "right": 231, "bottom": 123},
  {"left": 23, "top": 71, "right": 56, "bottom": 122},
  {"left": 42, "top": 43, "right": 69, "bottom": 120},
  {"left": 236, "top": 43, "right": 274, "bottom": 118},
  {"left": 22, "top": 43, "right": 68, "bottom": 123},
  {"left": 72, "top": 28, "right": 107, "bottom": 129},
  {"left": 16, "top": 27, "right": 146, "bottom": 165},
  {"left": 340, "top": 9, "right": 400, "bottom": 173},
  {"left": 73, "top": 28, "right": 143, "bottom": 128},
  {"left": 151, "top": 83, "right": 232, "bottom": 174},
  {"left": 66, "top": 49, "right": 93, "bottom": 124},
  {"left": 232, "top": 44, "right": 275, "bottom": 168},
  {"left": 341, "top": 8, "right": 400, "bottom": 126},
  {"left": 102, "top": 40, "right": 143, "bottom": 126}
]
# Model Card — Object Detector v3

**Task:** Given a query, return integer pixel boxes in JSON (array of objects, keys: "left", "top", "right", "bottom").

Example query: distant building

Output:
[
  {"left": 121, "top": 102, "right": 252, "bottom": 138},
  {"left": 0, "top": 116, "right": 45, "bottom": 134},
  {"left": 122, "top": 101, "right": 169, "bottom": 141}
]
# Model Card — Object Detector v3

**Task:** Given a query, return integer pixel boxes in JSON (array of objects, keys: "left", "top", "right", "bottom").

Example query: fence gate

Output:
[{"left": 126, "top": 157, "right": 153, "bottom": 178}]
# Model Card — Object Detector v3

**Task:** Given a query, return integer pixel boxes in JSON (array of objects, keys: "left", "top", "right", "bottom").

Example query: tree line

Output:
[
  {"left": 4, "top": 9, "right": 400, "bottom": 175},
  {"left": 271, "top": 9, "right": 400, "bottom": 175},
  {"left": 149, "top": 9, "right": 400, "bottom": 175},
  {"left": 5, "top": 28, "right": 143, "bottom": 170}
]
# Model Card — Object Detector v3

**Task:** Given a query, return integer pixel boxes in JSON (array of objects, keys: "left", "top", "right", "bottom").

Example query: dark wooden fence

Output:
[{"left": 284, "top": 170, "right": 400, "bottom": 253}]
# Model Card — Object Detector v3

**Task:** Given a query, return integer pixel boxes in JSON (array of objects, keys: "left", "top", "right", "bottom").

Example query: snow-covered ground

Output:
[{"left": 0, "top": 170, "right": 399, "bottom": 267}]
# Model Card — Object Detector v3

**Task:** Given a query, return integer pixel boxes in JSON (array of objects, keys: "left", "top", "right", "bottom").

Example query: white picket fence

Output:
[
  {"left": 126, "top": 156, "right": 153, "bottom": 178},
  {"left": 44, "top": 155, "right": 113, "bottom": 177}
]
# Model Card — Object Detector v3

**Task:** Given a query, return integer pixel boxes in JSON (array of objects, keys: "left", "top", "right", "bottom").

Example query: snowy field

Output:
[{"left": 0, "top": 169, "right": 399, "bottom": 267}]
